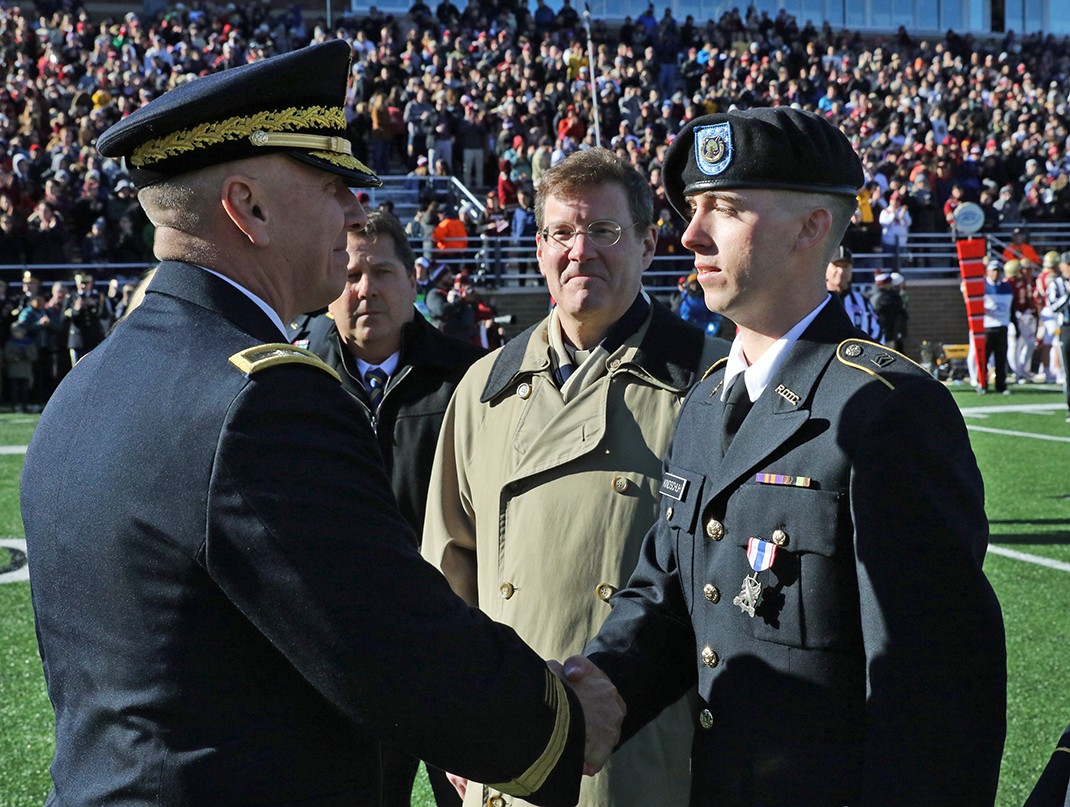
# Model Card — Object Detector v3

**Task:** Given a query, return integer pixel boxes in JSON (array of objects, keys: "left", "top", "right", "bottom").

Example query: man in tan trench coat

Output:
[{"left": 423, "top": 148, "right": 729, "bottom": 807}]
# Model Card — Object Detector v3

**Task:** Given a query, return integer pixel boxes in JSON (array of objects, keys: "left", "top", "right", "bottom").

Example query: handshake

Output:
[
  {"left": 550, "top": 655, "right": 627, "bottom": 776},
  {"left": 447, "top": 656, "right": 625, "bottom": 800}
]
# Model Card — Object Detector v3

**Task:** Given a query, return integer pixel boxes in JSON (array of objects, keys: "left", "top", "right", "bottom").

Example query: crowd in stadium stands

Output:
[{"left": 1, "top": 0, "right": 1070, "bottom": 403}]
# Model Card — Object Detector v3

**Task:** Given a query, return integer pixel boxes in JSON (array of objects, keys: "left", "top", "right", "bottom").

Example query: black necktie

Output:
[
  {"left": 721, "top": 378, "right": 754, "bottom": 454},
  {"left": 365, "top": 367, "right": 388, "bottom": 409}
]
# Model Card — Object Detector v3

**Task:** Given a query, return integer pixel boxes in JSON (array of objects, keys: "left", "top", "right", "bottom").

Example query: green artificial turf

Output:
[{"left": 2, "top": 390, "right": 1069, "bottom": 806}]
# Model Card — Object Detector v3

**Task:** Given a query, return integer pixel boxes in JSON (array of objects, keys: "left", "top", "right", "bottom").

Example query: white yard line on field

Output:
[
  {"left": 988, "top": 545, "right": 1070, "bottom": 573},
  {"left": 960, "top": 402, "right": 1067, "bottom": 417},
  {"left": 965, "top": 425, "right": 1070, "bottom": 443}
]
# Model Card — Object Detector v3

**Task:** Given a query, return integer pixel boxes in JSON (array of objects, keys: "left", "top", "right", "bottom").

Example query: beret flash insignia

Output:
[{"left": 696, "top": 123, "right": 732, "bottom": 176}]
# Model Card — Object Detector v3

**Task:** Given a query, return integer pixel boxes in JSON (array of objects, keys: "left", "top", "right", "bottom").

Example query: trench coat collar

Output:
[
  {"left": 479, "top": 297, "right": 706, "bottom": 403},
  {"left": 703, "top": 300, "right": 861, "bottom": 500},
  {"left": 147, "top": 261, "right": 286, "bottom": 344}
]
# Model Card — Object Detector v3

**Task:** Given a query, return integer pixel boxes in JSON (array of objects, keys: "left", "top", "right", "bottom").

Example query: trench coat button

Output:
[
  {"left": 665, "top": 505, "right": 675, "bottom": 520},
  {"left": 596, "top": 583, "right": 617, "bottom": 602},
  {"left": 698, "top": 708, "right": 714, "bottom": 730},
  {"left": 701, "top": 646, "right": 719, "bottom": 668},
  {"left": 499, "top": 582, "right": 516, "bottom": 599},
  {"left": 516, "top": 382, "right": 531, "bottom": 399},
  {"left": 612, "top": 475, "right": 628, "bottom": 493},
  {"left": 488, "top": 797, "right": 506, "bottom": 807},
  {"left": 703, "top": 584, "right": 721, "bottom": 604},
  {"left": 705, "top": 518, "right": 725, "bottom": 541},
  {"left": 772, "top": 528, "right": 789, "bottom": 547}
]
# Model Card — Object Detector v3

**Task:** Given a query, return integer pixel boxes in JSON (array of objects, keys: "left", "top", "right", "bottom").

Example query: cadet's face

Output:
[
  {"left": 536, "top": 183, "right": 654, "bottom": 333},
  {"left": 680, "top": 188, "right": 802, "bottom": 328},
  {"left": 330, "top": 233, "right": 416, "bottom": 359}
]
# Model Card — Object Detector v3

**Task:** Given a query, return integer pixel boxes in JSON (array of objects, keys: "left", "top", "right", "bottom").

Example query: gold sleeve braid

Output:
[{"left": 487, "top": 669, "right": 572, "bottom": 796}]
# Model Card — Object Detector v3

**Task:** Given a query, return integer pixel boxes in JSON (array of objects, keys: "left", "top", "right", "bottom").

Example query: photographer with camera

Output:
[
  {"left": 426, "top": 262, "right": 478, "bottom": 343},
  {"left": 453, "top": 269, "right": 514, "bottom": 349}
]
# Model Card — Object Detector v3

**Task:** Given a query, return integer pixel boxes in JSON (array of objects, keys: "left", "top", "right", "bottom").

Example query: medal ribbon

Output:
[{"left": 746, "top": 537, "right": 777, "bottom": 572}]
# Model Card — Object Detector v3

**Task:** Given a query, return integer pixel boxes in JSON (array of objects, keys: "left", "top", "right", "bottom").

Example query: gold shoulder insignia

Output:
[
  {"left": 836, "top": 339, "right": 926, "bottom": 390},
  {"left": 701, "top": 356, "right": 729, "bottom": 381},
  {"left": 229, "top": 343, "right": 341, "bottom": 382}
]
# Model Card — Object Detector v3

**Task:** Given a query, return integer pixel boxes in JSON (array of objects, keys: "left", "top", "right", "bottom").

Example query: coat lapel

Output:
[{"left": 704, "top": 301, "right": 858, "bottom": 501}]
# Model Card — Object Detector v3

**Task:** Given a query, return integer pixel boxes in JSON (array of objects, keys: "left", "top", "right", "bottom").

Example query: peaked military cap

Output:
[
  {"left": 96, "top": 41, "right": 380, "bottom": 190},
  {"left": 663, "top": 107, "right": 863, "bottom": 218}
]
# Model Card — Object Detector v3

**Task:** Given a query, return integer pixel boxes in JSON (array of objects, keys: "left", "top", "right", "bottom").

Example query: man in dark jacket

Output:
[
  {"left": 574, "top": 108, "right": 1005, "bottom": 807},
  {"left": 298, "top": 211, "right": 483, "bottom": 539},
  {"left": 22, "top": 41, "right": 621, "bottom": 807},
  {"left": 297, "top": 210, "right": 484, "bottom": 806}
]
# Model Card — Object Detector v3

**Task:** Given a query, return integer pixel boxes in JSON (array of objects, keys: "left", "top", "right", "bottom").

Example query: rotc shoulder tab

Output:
[
  {"left": 836, "top": 338, "right": 925, "bottom": 390},
  {"left": 229, "top": 343, "right": 341, "bottom": 382}
]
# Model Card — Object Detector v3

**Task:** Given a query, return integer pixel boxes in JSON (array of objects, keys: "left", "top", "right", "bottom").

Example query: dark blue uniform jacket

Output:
[
  {"left": 587, "top": 299, "right": 1006, "bottom": 807},
  {"left": 22, "top": 262, "right": 583, "bottom": 806}
]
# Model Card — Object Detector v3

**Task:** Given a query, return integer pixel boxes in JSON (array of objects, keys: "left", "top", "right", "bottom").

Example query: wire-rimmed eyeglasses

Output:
[{"left": 540, "top": 220, "right": 639, "bottom": 249}]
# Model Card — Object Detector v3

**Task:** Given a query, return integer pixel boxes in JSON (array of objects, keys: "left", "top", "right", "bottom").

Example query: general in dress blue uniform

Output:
[
  {"left": 580, "top": 108, "right": 1007, "bottom": 807},
  {"left": 20, "top": 42, "right": 612, "bottom": 807}
]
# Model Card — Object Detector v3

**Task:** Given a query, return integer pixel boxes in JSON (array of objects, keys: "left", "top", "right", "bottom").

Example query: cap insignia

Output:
[
  {"left": 131, "top": 105, "right": 347, "bottom": 168},
  {"left": 695, "top": 122, "right": 732, "bottom": 176}
]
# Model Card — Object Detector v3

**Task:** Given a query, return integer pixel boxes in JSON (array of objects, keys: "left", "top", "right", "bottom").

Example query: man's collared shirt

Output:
[
  {"left": 722, "top": 294, "right": 832, "bottom": 402},
  {"left": 200, "top": 266, "right": 289, "bottom": 339}
]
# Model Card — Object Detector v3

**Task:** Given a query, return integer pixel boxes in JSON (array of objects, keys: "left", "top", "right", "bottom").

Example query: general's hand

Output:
[
  {"left": 445, "top": 772, "right": 468, "bottom": 799},
  {"left": 550, "top": 656, "right": 625, "bottom": 776}
]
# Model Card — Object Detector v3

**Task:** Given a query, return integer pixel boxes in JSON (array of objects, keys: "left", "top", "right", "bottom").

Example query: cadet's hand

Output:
[
  {"left": 550, "top": 656, "right": 625, "bottom": 776},
  {"left": 445, "top": 772, "right": 468, "bottom": 799}
]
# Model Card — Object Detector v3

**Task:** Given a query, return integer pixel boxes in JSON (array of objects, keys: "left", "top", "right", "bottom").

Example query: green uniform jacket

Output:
[{"left": 424, "top": 299, "right": 728, "bottom": 807}]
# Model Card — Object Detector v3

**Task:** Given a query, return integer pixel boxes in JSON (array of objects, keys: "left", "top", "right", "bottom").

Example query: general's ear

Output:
[{"left": 220, "top": 174, "right": 270, "bottom": 245}]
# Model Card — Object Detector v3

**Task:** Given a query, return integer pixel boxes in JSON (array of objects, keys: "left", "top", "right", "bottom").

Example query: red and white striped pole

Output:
[{"left": 956, "top": 237, "right": 988, "bottom": 388}]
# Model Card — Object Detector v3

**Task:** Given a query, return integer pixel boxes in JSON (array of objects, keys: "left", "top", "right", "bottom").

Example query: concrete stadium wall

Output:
[{"left": 483, "top": 278, "right": 971, "bottom": 362}]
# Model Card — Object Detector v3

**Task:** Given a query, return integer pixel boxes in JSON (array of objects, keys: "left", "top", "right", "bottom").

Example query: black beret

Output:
[
  {"left": 663, "top": 107, "right": 863, "bottom": 218},
  {"left": 96, "top": 41, "right": 380, "bottom": 190}
]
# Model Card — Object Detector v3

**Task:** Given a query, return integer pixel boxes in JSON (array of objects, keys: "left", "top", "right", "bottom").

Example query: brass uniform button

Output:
[
  {"left": 608, "top": 357, "right": 621, "bottom": 370},
  {"left": 612, "top": 475, "right": 628, "bottom": 493},
  {"left": 844, "top": 344, "right": 862, "bottom": 358},
  {"left": 665, "top": 505, "right": 674, "bottom": 520},
  {"left": 701, "top": 646, "right": 719, "bottom": 668},
  {"left": 499, "top": 582, "right": 516, "bottom": 599},
  {"left": 516, "top": 382, "right": 531, "bottom": 399},
  {"left": 698, "top": 708, "right": 714, "bottom": 730},
  {"left": 705, "top": 518, "right": 725, "bottom": 540},
  {"left": 772, "top": 528, "right": 789, "bottom": 547},
  {"left": 596, "top": 583, "right": 617, "bottom": 602},
  {"left": 703, "top": 584, "right": 721, "bottom": 603},
  {"left": 488, "top": 797, "right": 506, "bottom": 807}
]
